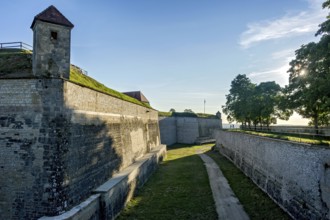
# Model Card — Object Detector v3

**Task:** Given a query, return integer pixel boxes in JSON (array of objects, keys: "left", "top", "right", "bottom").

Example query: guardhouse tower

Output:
[{"left": 31, "top": 5, "right": 74, "bottom": 79}]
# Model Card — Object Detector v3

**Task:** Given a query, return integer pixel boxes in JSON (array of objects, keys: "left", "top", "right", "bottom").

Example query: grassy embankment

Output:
[
  {"left": 118, "top": 144, "right": 290, "bottom": 220},
  {"left": 70, "top": 65, "right": 151, "bottom": 108},
  {"left": 0, "top": 49, "right": 32, "bottom": 73},
  {"left": 206, "top": 149, "right": 290, "bottom": 220},
  {"left": 228, "top": 129, "right": 330, "bottom": 146},
  {"left": 0, "top": 49, "right": 151, "bottom": 108}
]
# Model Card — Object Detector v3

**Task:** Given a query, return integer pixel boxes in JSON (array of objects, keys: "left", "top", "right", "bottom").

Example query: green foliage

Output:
[
  {"left": 223, "top": 74, "right": 255, "bottom": 124},
  {"left": 206, "top": 150, "right": 291, "bottom": 220},
  {"left": 183, "top": 109, "right": 194, "bottom": 113},
  {"left": 223, "top": 74, "right": 286, "bottom": 127},
  {"left": 286, "top": 1, "right": 330, "bottom": 129},
  {"left": 316, "top": 0, "right": 330, "bottom": 36},
  {"left": 118, "top": 144, "right": 217, "bottom": 220}
]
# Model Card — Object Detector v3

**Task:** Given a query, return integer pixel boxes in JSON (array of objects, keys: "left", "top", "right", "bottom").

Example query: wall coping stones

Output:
[{"left": 39, "top": 194, "right": 101, "bottom": 220}]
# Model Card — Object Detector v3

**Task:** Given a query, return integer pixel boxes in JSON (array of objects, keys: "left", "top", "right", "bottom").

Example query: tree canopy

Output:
[
  {"left": 285, "top": 0, "right": 330, "bottom": 130},
  {"left": 223, "top": 0, "right": 330, "bottom": 130},
  {"left": 222, "top": 75, "right": 285, "bottom": 128}
]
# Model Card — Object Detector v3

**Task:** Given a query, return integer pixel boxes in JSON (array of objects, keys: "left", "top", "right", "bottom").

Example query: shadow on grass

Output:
[{"left": 117, "top": 143, "right": 217, "bottom": 220}]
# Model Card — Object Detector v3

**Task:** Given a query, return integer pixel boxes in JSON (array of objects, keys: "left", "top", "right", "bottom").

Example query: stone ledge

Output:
[
  {"left": 39, "top": 194, "right": 101, "bottom": 220},
  {"left": 94, "top": 144, "right": 166, "bottom": 220},
  {"left": 38, "top": 144, "right": 167, "bottom": 220}
]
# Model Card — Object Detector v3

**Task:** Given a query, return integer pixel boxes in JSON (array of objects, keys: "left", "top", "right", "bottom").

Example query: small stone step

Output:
[{"left": 195, "top": 136, "right": 216, "bottom": 144}]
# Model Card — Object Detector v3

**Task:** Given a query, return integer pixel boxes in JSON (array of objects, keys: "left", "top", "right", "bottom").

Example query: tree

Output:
[
  {"left": 285, "top": 1, "right": 330, "bottom": 131},
  {"left": 184, "top": 109, "right": 194, "bottom": 113},
  {"left": 223, "top": 75, "right": 289, "bottom": 129},
  {"left": 315, "top": 0, "right": 330, "bottom": 36},
  {"left": 222, "top": 74, "right": 255, "bottom": 127},
  {"left": 254, "top": 81, "right": 282, "bottom": 128},
  {"left": 169, "top": 108, "right": 176, "bottom": 113}
]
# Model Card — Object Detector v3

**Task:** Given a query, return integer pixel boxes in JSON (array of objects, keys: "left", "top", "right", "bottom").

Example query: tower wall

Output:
[{"left": 32, "top": 20, "right": 71, "bottom": 79}]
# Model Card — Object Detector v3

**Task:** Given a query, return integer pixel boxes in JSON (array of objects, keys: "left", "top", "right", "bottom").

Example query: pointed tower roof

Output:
[{"left": 31, "top": 5, "right": 74, "bottom": 29}]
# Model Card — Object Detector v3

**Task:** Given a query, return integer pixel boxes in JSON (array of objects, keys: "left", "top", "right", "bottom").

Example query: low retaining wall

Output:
[
  {"left": 39, "top": 144, "right": 166, "bottom": 220},
  {"left": 214, "top": 130, "right": 330, "bottom": 219}
]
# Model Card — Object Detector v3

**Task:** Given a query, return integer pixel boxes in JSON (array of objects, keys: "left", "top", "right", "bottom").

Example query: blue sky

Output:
[{"left": 1, "top": 0, "right": 327, "bottom": 125}]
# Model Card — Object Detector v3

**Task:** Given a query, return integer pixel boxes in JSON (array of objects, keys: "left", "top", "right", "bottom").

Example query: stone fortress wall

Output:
[
  {"left": 214, "top": 130, "right": 330, "bottom": 219},
  {"left": 0, "top": 5, "right": 165, "bottom": 220},
  {"left": 159, "top": 116, "right": 222, "bottom": 145}
]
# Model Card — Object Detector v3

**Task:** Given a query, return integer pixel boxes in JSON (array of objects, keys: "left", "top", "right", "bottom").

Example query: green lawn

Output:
[
  {"left": 206, "top": 149, "right": 291, "bottom": 220},
  {"left": 229, "top": 129, "right": 330, "bottom": 146},
  {"left": 118, "top": 143, "right": 291, "bottom": 220},
  {"left": 117, "top": 144, "right": 217, "bottom": 220}
]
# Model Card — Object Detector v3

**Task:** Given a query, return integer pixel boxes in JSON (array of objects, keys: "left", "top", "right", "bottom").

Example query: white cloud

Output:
[
  {"left": 248, "top": 55, "right": 294, "bottom": 86},
  {"left": 239, "top": 0, "right": 327, "bottom": 48},
  {"left": 271, "top": 49, "right": 295, "bottom": 60}
]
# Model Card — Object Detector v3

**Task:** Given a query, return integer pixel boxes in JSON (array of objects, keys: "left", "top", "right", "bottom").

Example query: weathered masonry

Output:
[
  {"left": 214, "top": 130, "right": 330, "bottom": 219},
  {"left": 0, "top": 6, "right": 165, "bottom": 219},
  {"left": 159, "top": 113, "right": 222, "bottom": 145}
]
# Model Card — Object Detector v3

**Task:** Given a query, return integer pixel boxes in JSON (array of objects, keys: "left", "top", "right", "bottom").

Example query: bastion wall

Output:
[{"left": 0, "top": 78, "right": 160, "bottom": 219}]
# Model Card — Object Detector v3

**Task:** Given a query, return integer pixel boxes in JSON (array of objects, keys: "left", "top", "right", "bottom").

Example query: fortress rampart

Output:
[{"left": 0, "top": 6, "right": 164, "bottom": 219}]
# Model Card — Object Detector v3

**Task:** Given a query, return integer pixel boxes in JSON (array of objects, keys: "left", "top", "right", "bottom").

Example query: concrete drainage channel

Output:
[{"left": 39, "top": 145, "right": 166, "bottom": 220}]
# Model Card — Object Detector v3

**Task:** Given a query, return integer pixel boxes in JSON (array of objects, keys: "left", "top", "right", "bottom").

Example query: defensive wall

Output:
[
  {"left": 0, "top": 5, "right": 165, "bottom": 220},
  {"left": 159, "top": 115, "right": 222, "bottom": 145},
  {"left": 214, "top": 130, "right": 330, "bottom": 219}
]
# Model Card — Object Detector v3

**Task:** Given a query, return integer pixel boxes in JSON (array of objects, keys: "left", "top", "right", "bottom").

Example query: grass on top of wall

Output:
[
  {"left": 0, "top": 49, "right": 151, "bottom": 109},
  {"left": 158, "top": 111, "right": 218, "bottom": 119},
  {"left": 0, "top": 49, "right": 32, "bottom": 73},
  {"left": 158, "top": 111, "right": 173, "bottom": 117},
  {"left": 69, "top": 65, "right": 151, "bottom": 108},
  {"left": 206, "top": 149, "right": 291, "bottom": 220},
  {"left": 117, "top": 144, "right": 217, "bottom": 220},
  {"left": 228, "top": 129, "right": 330, "bottom": 147}
]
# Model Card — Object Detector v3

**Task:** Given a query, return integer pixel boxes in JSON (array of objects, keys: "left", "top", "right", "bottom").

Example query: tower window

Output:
[{"left": 51, "top": 31, "right": 58, "bottom": 40}]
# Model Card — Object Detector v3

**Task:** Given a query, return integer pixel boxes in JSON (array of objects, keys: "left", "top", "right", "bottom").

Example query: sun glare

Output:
[{"left": 300, "top": 69, "right": 307, "bottom": 76}]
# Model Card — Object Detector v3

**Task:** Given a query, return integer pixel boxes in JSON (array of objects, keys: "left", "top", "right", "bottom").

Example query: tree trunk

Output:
[
  {"left": 267, "top": 119, "right": 270, "bottom": 131},
  {"left": 314, "top": 114, "right": 319, "bottom": 134}
]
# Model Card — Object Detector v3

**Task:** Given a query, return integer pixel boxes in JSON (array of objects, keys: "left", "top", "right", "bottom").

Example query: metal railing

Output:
[{"left": 0, "top": 42, "right": 32, "bottom": 50}]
